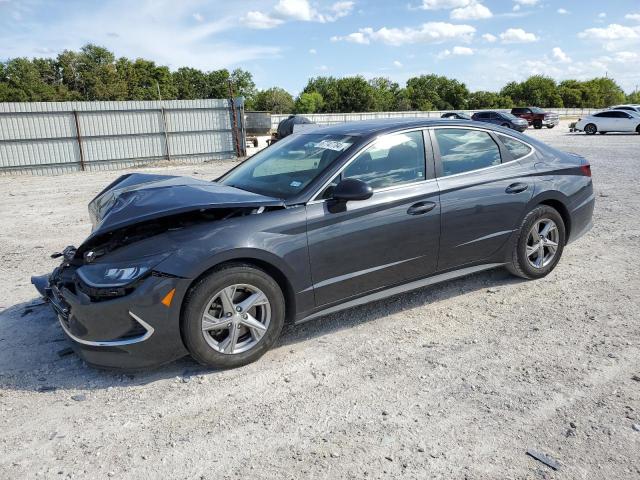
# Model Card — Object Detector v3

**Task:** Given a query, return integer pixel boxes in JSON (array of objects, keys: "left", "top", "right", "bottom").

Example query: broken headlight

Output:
[{"left": 76, "top": 253, "right": 170, "bottom": 288}]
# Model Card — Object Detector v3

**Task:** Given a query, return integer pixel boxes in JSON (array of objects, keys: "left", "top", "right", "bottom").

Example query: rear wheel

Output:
[
  {"left": 547, "top": 125, "right": 555, "bottom": 129},
  {"left": 636, "top": 125, "right": 640, "bottom": 134},
  {"left": 506, "top": 206, "right": 566, "bottom": 280},
  {"left": 533, "top": 120, "right": 543, "bottom": 129},
  {"left": 584, "top": 123, "right": 597, "bottom": 135},
  {"left": 181, "top": 264, "right": 285, "bottom": 369}
]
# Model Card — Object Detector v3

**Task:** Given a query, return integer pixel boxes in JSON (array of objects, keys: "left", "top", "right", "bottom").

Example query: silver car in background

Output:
[{"left": 575, "top": 110, "right": 640, "bottom": 135}]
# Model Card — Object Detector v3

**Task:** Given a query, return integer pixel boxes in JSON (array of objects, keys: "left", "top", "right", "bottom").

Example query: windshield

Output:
[
  {"left": 219, "top": 133, "right": 356, "bottom": 199},
  {"left": 501, "top": 112, "right": 519, "bottom": 120},
  {"left": 530, "top": 107, "right": 545, "bottom": 113}
]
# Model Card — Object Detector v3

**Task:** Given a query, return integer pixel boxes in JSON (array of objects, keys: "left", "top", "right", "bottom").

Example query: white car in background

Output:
[
  {"left": 575, "top": 110, "right": 640, "bottom": 135},
  {"left": 612, "top": 104, "right": 640, "bottom": 114}
]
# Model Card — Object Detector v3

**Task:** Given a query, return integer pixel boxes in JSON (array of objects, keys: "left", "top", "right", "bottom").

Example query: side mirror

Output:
[{"left": 331, "top": 178, "right": 373, "bottom": 202}]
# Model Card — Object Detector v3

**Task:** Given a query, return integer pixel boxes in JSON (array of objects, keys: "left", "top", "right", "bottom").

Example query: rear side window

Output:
[
  {"left": 342, "top": 131, "right": 426, "bottom": 190},
  {"left": 434, "top": 129, "right": 501, "bottom": 177},
  {"left": 497, "top": 134, "right": 532, "bottom": 160}
]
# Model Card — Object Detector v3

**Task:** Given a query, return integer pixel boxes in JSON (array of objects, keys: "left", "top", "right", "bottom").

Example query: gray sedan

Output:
[
  {"left": 472, "top": 111, "right": 529, "bottom": 132},
  {"left": 33, "top": 119, "right": 594, "bottom": 370}
]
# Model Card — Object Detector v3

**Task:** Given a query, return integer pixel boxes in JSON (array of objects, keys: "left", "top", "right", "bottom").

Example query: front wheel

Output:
[
  {"left": 506, "top": 206, "right": 566, "bottom": 279},
  {"left": 181, "top": 264, "right": 285, "bottom": 369},
  {"left": 547, "top": 125, "right": 555, "bottom": 129},
  {"left": 533, "top": 120, "right": 543, "bottom": 129},
  {"left": 584, "top": 123, "right": 597, "bottom": 135}
]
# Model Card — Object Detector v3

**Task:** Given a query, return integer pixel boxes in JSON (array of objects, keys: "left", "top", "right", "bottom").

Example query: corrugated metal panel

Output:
[{"left": 0, "top": 99, "right": 239, "bottom": 175}]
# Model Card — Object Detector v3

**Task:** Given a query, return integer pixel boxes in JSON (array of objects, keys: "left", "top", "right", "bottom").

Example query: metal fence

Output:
[
  {"left": 270, "top": 108, "right": 601, "bottom": 130},
  {"left": 0, "top": 99, "right": 244, "bottom": 175}
]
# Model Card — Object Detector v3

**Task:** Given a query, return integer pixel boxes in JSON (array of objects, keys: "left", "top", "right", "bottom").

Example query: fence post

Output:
[
  {"left": 159, "top": 106, "right": 171, "bottom": 161},
  {"left": 72, "top": 110, "right": 86, "bottom": 171}
]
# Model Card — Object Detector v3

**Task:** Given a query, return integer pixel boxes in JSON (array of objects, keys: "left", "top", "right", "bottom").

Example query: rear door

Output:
[
  {"left": 306, "top": 130, "right": 441, "bottom": 307},
  {"left": 431, "top": 127, "right": 535, "bottom": 271}
]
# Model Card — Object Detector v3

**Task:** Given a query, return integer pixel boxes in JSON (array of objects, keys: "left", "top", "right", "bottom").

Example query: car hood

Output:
[{"left": 87, "top": 173, "right": 284, "bottom": 238}]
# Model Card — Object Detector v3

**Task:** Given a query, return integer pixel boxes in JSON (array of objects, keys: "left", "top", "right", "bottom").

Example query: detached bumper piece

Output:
[{"left": 31, "top": 268, "right": 189, "bottom": 370}]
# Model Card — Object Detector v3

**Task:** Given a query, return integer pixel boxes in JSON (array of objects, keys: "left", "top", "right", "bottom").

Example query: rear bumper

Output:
[
  {"left": 567, "top": 191, "right": 595, "bottom": 244},
  {"left": 32, "top": 272, "right": 189, "bottom": 370}
]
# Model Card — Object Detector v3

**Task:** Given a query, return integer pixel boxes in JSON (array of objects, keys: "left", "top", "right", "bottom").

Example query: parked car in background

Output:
[
  {"left": 471, "top": 111, "right": 528, "bottom": 132},
  {"left": 32, "top": 118, "right": 594, "bottom": 370},
  {"left": 511, "top": 107, "right": 560, "bottom": 129},
  {"left": 574, "top": 110, "right": 640, "bottom": 135},
  {"left": 612, "top": 104, "right": 640, "bottom": 114},
  {"left": 441, "top": 112, "right": 472, "bottom": 120}
]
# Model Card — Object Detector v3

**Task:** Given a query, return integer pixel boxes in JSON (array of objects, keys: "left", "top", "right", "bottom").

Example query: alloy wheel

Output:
[
  {"left": 201, "top": 284, "right": 271, "bottom": 354},
  {"left": 526, "top": 219, "right": 559, "bottom": 269}
]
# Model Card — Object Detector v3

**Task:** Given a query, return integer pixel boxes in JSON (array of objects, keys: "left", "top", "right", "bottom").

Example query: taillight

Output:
[{"left": 580, "top": 164, "right": 591, "bottom": 177}]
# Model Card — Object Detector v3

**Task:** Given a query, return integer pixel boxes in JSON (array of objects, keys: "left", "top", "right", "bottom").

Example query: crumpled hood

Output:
[{"left": 87, "top": 173, "right": 284, "bottom": 238}]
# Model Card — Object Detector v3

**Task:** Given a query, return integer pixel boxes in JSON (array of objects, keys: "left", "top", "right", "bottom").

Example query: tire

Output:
[
  {"left": 584, "top": 123, "right": 597, "bottom": 135},
  {"left": 181, "top": 264, "right": 285, "bottom": 369},
  {"left": 533, "top": 120, "right": 543, "bottom": 129},
  {"left": 547, "top": 125, "right": 555, "bottom": 129},
  {"left": 636, "top": 125, "right": 640, "bottom": 134},
  {"left": 506, "top": 206, "right": 566, "bottom": 280}
]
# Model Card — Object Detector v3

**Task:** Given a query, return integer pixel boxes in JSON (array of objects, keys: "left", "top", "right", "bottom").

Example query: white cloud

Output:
[
  {"left": 438, "top": 45, "right": 474, "bottom": 58},
  {"left": 614, "top": 51, "right": 639, "bottom": 62},
  {"left": 393, "top": 60, "right": 403, "bottom": 67},
  {"left": 598, "top": 12, "right": 606, "bottom": 19},
  {"left": 578, "top": 24, "right": 640, "bottom": 41},
  {"left": 243, "top": 11, "right": 284, "bottom": 29},
  {"left": 421, "top": 0, "right": 471, "bottom": 10},
  {"left": 482, "top": 33, "right": 497, "bottom": 42},
  {"left": 557, "top": 8, "right": 569, "bottom": 15},
  {"left": 451, "top": 2, "right": 492, "bottom": 20},
  {"left": 499, "top": 28, "right": 538, "bottom": 43},
  {"left": 514, "top": 0, "right": 538, "bottom": 5},
  {"left": 192, "top": 12, "right": 204, "bottom": 22},
  {"left": 332, "top": 22, "right": 476, "bottom": 46},
  {"left": 309, "top": 48, "right": 317, "bottom": 54},
  {"left": 552, "top": 47, "right": 571, "bottom": 63},
  {"left": 626, "top": 13, "right": 640, "bottom": 22},
  {"left": 246, "top": 0, "right": 354, "bottom": 28},
  {"left": 513, "top": 5, "right": 520, "bottom": 12}
]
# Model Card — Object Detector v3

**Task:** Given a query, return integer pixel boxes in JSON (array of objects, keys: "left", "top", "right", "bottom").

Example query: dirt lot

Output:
[{"left": 0, "top": 120, "right": 638, "bottom": 479}]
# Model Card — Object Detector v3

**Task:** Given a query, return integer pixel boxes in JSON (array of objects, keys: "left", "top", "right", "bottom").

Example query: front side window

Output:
[
  {"left": 497, "top": 134, "right": 532, "bottom": 160},
  {"left": 342, "top": 131, "right": 426, "bottom": 190},
  {"left": 219, "top": 133, "right": 355, "bottom": 199},
  {"left": 434, "top": 128, "right": 501, "bottom": 177}
]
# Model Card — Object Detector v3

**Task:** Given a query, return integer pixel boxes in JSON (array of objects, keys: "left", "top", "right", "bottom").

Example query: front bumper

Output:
[
  {"left": 543, "top": 116, "right": 560, "bottom": 126},
  {"left": 32, "top": 270, "right": 189, "bottom": 370}
]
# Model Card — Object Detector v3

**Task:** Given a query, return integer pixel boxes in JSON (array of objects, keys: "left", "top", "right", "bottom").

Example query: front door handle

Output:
[
  {"left": 505, "top": 183, "right": 529, "bottom": 194},
  {"left": 407, "top": 201, "right": 437, "bottom": 215}
]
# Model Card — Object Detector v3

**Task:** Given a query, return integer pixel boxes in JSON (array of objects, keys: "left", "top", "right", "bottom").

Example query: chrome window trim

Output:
[
  {"left": 430, "top": 125, "right": 536, "bottom": 179},
  {"left": 307, "top": 127, "right": 432, "bottom": 205}
]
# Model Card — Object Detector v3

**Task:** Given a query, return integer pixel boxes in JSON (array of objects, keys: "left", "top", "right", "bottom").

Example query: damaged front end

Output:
[{"left": 32, "top": 173, "right": 285, "bottom": 369}]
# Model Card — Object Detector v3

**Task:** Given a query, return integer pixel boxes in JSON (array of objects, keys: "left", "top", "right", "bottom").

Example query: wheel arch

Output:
[
  {"left": 527, "top": 192, "right": 572, "bottom": 243},
  {"left": 179, "top": 252, "right": 298, "bottom": 325}
]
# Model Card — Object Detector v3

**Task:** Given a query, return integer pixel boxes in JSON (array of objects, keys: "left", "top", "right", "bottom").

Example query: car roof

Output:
[{"left": 305, "top": 118, "right": 478, "bottom": 137}]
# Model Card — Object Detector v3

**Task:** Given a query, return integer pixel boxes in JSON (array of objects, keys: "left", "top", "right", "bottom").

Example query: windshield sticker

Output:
[
  {"left": 290, "top": 181, "right": 302, "bottom": 188},
  {"left": 314, "top": 140, "right": 352, "bottom": 151}
]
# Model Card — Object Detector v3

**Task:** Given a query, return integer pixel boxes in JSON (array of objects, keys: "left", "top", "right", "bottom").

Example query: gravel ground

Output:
[{"left": 0, "top": 120, "right": 638, "bottom": 479}]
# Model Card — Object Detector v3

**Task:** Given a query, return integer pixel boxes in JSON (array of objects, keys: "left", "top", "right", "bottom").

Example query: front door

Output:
[
  {"left": 306, "top": 130, "right": 441, "bottom": 307},
  {"left": 431, "top": 127, "right": 535, "bottom": 271}
]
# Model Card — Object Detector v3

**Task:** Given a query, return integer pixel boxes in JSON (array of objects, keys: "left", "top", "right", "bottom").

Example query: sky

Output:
[{"left": 1, "top": 0, "right": 640, "bottom": 95}]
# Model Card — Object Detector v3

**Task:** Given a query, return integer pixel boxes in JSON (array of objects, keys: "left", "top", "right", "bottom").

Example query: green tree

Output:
[
  {"left": 405, "top": 75, "right": 469, "bottom": 110},
  {"left": 117, "top": 58, "right": 176, "bottom": 100},
  {"left": 627, "top": 90, "right": 640, "bottom": 104},
  {"left": 368, "top": 77, "right": 405, "bottom": 111},
  {"left": 294, "top": 91, "right": 324, "bottom": 113},
  {"left": 467, "top": 91, "right": 513, "bottom": 109},
  {"left": 252, "top": 87, "right": 294, "bottom": 113},
  {"left": 302, "top": 76, "right": 340, "bottom": 112},
  {"left": 172, "top": 67, "right": 209, "bottom": 99},
  {"left": 334, "top": 76, "right": 376, "bottom": 112},
  {"left": 501, "top": 75, "right": 563, "bottom": 107}
]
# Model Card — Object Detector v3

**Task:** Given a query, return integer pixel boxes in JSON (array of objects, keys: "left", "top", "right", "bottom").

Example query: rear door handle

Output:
[
  {"left": 407, "top": 201, "right": 437, "bottom": 215},
  {"left": 505, "top": 183, "right": 529, "bottom": 194}
]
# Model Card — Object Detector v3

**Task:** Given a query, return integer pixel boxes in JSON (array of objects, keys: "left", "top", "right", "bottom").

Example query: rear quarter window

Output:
[{"left": 497, "top": 134, "right": 532, "bottom": 160}]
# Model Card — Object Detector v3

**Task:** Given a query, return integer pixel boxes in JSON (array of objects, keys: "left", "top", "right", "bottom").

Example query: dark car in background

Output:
[
  {"left": 471, "top": 111, "right": 529, "bottom": 132},
  {"left": 441, "top": 112, "right": 472, "bottom": 120},
  {"left": 32, "top": 118, "right": 594, "bottom": 370},
  {"left": 511, "top": 107, "right": 560, "bottom": 129}
]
